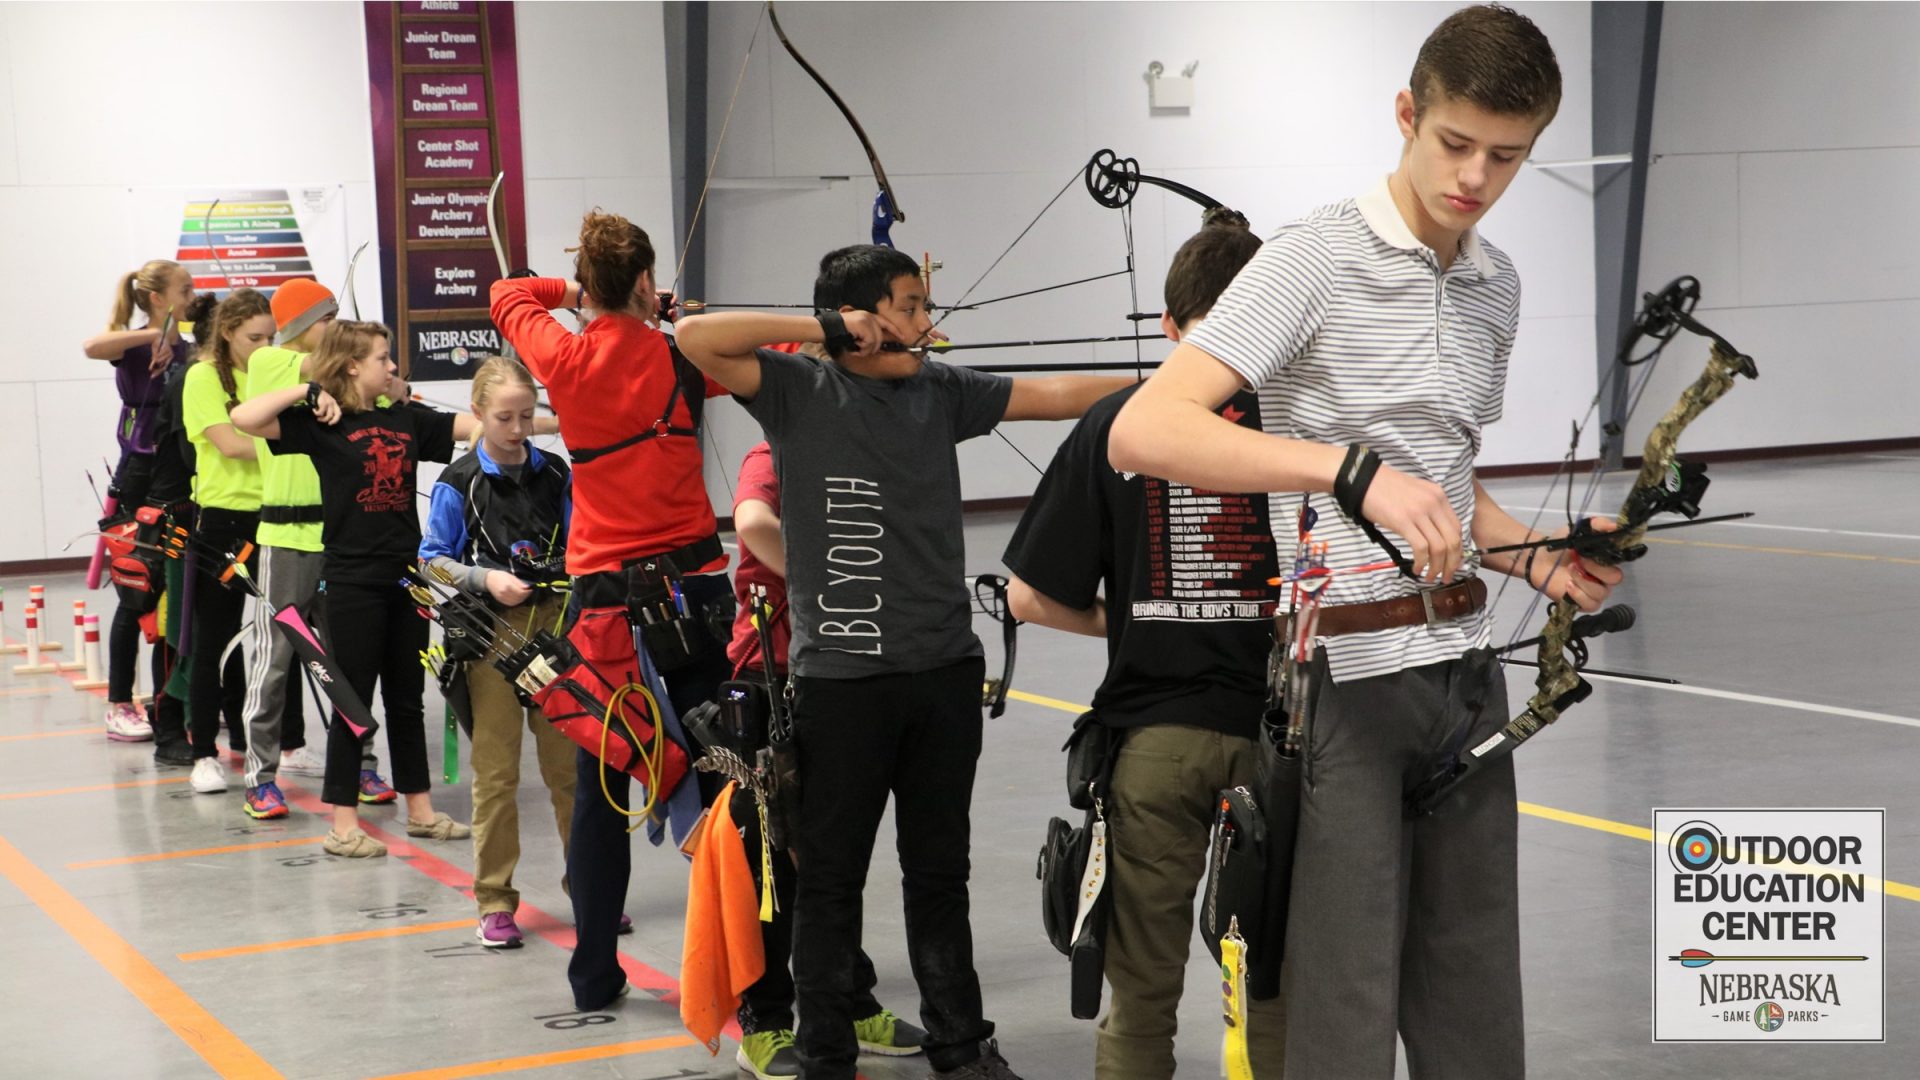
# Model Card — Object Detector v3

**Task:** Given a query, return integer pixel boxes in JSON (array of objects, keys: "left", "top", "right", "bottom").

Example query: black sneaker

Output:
[
  {"left": 153, "top": 741, "right": 194, "bottom": 767},
  {"left": 930, "top": 1038, "right": 1023, "bottom": 1080}
]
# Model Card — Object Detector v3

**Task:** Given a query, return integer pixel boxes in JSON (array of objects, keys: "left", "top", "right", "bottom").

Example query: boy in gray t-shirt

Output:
[{"left": 677, "top": 244, "right": 1129, "bottom": 1080}]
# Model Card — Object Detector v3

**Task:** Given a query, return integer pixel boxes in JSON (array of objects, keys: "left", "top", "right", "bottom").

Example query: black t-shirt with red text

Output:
[
  {"left": 270, "top": 402, "right": 457, "bottom": 585},
  {"left": 1002, "top": 384, "right": 1278, "bottom": 737}
]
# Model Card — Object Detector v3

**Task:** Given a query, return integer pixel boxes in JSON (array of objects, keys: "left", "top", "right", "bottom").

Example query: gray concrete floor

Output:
[{"left": 1, "top": 450, "right": 1915, "bottom": 1078}]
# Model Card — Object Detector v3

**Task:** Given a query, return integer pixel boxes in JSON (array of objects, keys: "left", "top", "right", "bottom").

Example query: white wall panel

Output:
[
  {"left": 1641, "top": 4, "right": 1917, "bottom": 456},
  {"left": 0, "top": 6, "right": 19, "bottom": 188},
  {"left": 0, "top": 186, "right": 136, "bottom": 386},
  {"left": 0, "top": 387, "right": 46, "bottom": 560},
  {"left": 4, "top": 3, "right": 370, "bottom": 188},
  {"left": 1623, "top": 300, "right": 1919, "bottom": 452},
  {"left": 1654, "top": 3, "right": 1920, "bottom": 156},
  {"left": 34, "top": 379, "right": 123, "bottom": 561},
  {"left": 1737, "top": 148, "right": 1920, "bottom": 309},
  {"left": 516, "top": 1, "right": 672, "bottom": 183},
  {"left": 1638, "top": 154, "right": 1743, "bottom": 312},
  {"left": 1481, "top": 315, "right": 1601, "bottom": 469}
]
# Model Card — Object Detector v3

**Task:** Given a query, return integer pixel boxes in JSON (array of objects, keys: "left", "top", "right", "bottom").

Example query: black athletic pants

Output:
[
  {"left": 566, "top": 572, "right": 733, "bottom": 1011},
  {"left": 318, "top": 579, "right": 430, "bottom": 807},
  {"left": 791, "top": 656, "right": 992, "bottom": 1078},
  {"left": 187, "top": 507, "right": 256, "bottom": 760},
  {"left": 105, "top": 448, "right": 156, "bottom": 703}
]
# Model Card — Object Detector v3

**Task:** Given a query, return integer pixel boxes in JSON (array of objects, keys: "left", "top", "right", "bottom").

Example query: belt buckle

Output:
[{"left": 1419, "top": 586, "right": 1443, "bottom": 628}]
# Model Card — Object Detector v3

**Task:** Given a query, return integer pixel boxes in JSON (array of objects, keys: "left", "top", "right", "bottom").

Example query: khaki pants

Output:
[
  {"left": 1098, "top": 722, "right": 1287, "bottom": 1079},
  {"left": 469, "top": 593, "right": 577, "bottom": 916}
]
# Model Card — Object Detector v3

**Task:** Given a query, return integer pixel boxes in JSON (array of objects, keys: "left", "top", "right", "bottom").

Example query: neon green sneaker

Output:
[
  {"left": 854, "top": 1008, "right": 927, "bottom": 1057},
  {"left": 734, "top": 1029, "right": 801, "bottom": 1079}
]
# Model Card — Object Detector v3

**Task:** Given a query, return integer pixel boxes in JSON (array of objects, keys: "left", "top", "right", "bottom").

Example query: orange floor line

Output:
[
  {"left": 0, "top": 725, "right": 100, "bottom": 741},
  {"left": 178, "top": 918, "right": 473, "bottom": 962},
  {"left": 0, "top": 776, "right": 189, "bottom": 801},
  {"left": 366, "top": 1035, "right": 699, "bottom": 1080},
  {"left": 0, "top": 686, "right": 60, "bottom": 700},
  {"left": 69, "top": 834, "right": 326, "bottom": 870},
  {"left": 0, "top": 833, "right": 281, "bottom": 1079}
]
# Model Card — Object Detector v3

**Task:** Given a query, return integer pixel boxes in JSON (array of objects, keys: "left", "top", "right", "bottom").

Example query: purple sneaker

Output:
[
  {"left": 618, "top": 913, "right": 633, "bottom": 935},
  {"left": 477, "top": 911, "right": 524, "bottom": 949}
]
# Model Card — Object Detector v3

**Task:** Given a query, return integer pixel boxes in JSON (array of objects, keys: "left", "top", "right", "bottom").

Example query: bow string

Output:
[{"left": 1406, "top": 277, "right": 1759, "bottom": 815}]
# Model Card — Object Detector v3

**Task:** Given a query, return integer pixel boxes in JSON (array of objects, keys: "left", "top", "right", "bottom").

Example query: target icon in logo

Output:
[{"left": 1668, "top": 820, "right": 1720, "bottom": 874}]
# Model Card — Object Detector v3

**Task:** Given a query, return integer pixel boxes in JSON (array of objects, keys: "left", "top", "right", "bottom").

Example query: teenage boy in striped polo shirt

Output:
[{"left": 1111, "top": 7, "right": 1621, "bottom": 1077}]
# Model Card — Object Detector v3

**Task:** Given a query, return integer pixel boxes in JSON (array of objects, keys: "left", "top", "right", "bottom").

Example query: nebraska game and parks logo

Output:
[{"left": 1653, "top": 809, "right": 1884, "bottom": 1042}]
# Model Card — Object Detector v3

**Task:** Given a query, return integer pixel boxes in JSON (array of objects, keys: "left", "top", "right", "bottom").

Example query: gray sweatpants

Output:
[
  {"left": 1282, "top": 651, "right": 1523, "bottom": 1080},
  {"left": 241, "top": 545, "right": 375, "bottom": 788}
]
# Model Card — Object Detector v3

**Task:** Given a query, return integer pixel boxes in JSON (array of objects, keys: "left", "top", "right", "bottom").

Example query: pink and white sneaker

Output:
[
  {"left": 104, "top": 702, "right": 154, "bottom": 742},
  {"left": 477, "top": 911, "right": 524, "bottom": 949}
]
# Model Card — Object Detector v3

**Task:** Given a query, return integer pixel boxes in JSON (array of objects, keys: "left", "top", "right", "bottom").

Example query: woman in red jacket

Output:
[{"left": 490, "top": 210, "right": 734, "bottom": 1012}]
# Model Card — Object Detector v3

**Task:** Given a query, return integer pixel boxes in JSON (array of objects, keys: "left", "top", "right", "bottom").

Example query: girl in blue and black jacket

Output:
[{"left": 419, "top": 357, "right": 579, "bottom": 949}]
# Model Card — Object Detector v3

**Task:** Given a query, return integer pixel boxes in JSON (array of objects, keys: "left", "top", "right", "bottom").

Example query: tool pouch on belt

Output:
[
  {"left": 105, "top": 505, "right": 169, "bottom": 614},
  {"left": 622, "top": 561, "right": 733, "bottom": 674},
  {"left": 1200, "top": 785, "right": 1281, "bottom": 999},
  {"left": 1039, "top": 710, "right": 1119, "bottom": 1019},
  {"left": 1037, "top": 801, "right": 1111, "bottom": 1019},
  {"left": 498, "top": 608, "right": 690, "bottom": 798},
  {"left": 685, "top": 679, "right": 770, "bottom": 761}
]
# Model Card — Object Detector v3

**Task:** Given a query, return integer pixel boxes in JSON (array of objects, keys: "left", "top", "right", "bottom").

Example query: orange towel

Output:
[{"left": 680, "top": 781, "right": 767, "bottom": 1052}]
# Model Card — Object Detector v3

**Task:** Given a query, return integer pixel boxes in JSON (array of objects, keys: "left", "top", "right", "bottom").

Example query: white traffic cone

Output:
[
  {"left": 72, "top": 614, "right": 108, "bottom": 690},
  {"left": 57, "top": 600, "right": 88, "bottom": 671},
  {"left": 25, "top": 585, "right": 60, "bottom": 653},
  {"left": 13, "top": 602, "right": 59, "bottom": 674}
]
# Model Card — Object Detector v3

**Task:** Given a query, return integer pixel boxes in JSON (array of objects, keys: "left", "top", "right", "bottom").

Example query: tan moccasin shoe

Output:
[
  {"left": 406, "top": 811, "right": 472, "bottom": 840},
  {"left": 324, "top": 828, "right": 388, "bottom": 858}
]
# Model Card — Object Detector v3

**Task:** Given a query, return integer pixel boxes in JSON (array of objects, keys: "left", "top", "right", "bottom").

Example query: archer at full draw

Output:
[{"left": 1652, "top": 809, "right": 1884, "bottom": 1043}]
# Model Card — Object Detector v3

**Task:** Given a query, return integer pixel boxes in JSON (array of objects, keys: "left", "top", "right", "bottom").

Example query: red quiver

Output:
[
  {"left": 105, "top": 506, "right": 168, "bottom": 613},
  {"left": 500, "top": 606, "right": 690, "bottom": 801}
]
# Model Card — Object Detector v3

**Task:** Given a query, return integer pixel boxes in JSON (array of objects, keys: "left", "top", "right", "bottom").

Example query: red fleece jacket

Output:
[{"left": 490, "top": 277, "right": 728, "bottom": 576}]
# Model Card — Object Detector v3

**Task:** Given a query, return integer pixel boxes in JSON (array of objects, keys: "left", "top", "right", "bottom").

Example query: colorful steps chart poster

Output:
[
  {"left": 365, "top": 1, "right": 527, "bottom": 381},
  {"left": 178, "top": 191, "right": 317, "bottom": 298},
  {"left": 126, "top": 186, "right": 353, "bottom": 315}
]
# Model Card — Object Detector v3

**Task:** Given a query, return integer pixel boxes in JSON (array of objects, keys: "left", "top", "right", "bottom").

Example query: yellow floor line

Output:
[
  {"left": 1645, "top": 535, "right": 1920, "bottom": 566},
  {"left": 1007, "top": 688, "right": 1920, "bottom": 902},
  {"left": 0, "top": 834, "right": 280, "bottom": 1078}
]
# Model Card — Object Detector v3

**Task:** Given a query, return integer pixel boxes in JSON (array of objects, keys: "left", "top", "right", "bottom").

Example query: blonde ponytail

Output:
[{"left": 108, "top": 259, "right": 186, "bottom": 331}]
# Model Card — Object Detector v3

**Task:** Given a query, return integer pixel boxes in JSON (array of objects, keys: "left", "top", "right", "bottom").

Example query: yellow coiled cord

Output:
[{"left": 598, "top": 680, "right": 670, "bottom": 832}]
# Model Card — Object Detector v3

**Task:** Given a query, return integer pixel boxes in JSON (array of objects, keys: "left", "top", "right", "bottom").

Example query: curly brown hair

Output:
[{"left": 568, "top": 209, "right": 655, "bottom": 311}]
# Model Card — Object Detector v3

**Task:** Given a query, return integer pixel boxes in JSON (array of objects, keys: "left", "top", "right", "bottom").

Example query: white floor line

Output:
[
  {"left": 1582, "top": 672, "right": 1920, "bottom": 731},
  {"left": 1495, "top": 507, "right": 1920, "bottom": 543},
  {"left": 1858, "top": 454, "right": 1920, "bottom": 462}
]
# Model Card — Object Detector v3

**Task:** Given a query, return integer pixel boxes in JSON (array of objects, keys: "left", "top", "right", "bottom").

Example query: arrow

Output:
[{"left": 1669, "top": 949, "right": 1867, "bottom": 968}]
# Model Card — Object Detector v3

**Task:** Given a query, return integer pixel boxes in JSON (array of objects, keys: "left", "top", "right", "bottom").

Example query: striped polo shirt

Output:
[{"left": 1183, "top": 177, "right": 1520, "bottom": 683}]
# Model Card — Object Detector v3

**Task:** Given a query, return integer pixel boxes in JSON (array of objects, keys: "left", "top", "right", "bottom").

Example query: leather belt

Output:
[{"left": 1313, "top": 577, "right": 1487, "bottom": 638}]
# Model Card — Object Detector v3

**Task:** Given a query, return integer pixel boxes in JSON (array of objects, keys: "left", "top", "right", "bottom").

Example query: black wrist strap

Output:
[
  {"left": 817, "top": 311, "right": 855, "bottom": 355},
  {"left": 305, "top": 381, "right": 322, "bottom": 410},
  {"left": 1333, "top": 443, "right": 1418, "bottom": 580}
]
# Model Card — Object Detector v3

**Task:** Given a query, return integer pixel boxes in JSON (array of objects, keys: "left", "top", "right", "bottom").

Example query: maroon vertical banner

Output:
[{"left": 365, "top": 1, "right": 527, "bottom": 381}]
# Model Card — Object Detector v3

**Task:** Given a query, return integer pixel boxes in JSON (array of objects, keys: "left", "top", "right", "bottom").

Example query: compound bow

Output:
[{"left": 1406, "top": 276, "right": 1759, "bottom": 815}]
